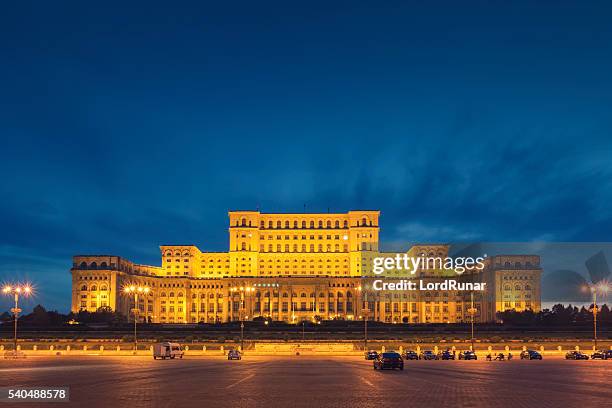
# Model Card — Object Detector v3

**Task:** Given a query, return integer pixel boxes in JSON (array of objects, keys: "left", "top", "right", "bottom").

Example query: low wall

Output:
[{"left": 2, "top": 342, "right": 611, "bottom": 357}]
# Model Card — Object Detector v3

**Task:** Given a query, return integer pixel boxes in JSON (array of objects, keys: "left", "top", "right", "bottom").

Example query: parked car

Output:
[
  {"left": 403, "top": 350, "right": 419, "bottom": 360},
  {"left": 437, "top": 350, "right": 455, "bottom": 360},
  {"left": 565, "top": 351, "right": 589, "bottom": 360},
  {"left": 591, "top": 350, "right": 606, "bottom": 360},
  {"left": 373, "top": 352, "right": 404, "bottom": 370},
  {"left": 419, "top": 350, "right": 437, "bottom": 360},
  {"left": 458, "top": 351, "right": 477, "bottom": 360},
  {"left": 520, "top": 350, "right": 542, "bottom": 360},
  {"left": 153, "top": 342, "right": 184, "bottom": 360},
  {"left": 365, "top": 350, "right": 379, "bottom": 360},
  {"left": 605, "top": 350, "right": 612, "bottom": 360},
  {"left": 228, "top": 349, "right": 242, "bottom": 360}
]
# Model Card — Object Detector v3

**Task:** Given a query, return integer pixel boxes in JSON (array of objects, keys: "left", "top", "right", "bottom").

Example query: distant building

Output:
[{"left": 71, "top": 210, "right": 541, "bottom": 323}]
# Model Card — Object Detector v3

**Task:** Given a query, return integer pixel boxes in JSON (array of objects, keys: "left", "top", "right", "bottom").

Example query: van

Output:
[{"left": 153, "top": 342, "right": 184, "bottom": 360}]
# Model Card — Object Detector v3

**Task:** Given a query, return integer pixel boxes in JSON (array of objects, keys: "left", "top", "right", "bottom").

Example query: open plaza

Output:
[{"left": 2, "top": 355, "right": 611, "bottom": 408}]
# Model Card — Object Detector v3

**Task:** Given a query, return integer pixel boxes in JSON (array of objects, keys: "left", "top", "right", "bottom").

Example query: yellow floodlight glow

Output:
[{"left": 2, "top": 286, "right": 11, "bottom": 293}]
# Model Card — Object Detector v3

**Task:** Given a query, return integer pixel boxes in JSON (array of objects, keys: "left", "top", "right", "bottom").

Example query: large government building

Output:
[{"left": 71, "top": 210, "right": 542, "bottom": 324}]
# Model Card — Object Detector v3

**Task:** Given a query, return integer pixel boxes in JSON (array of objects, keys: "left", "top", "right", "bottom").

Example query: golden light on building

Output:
[{"left": 70, "top": 210, "right": 542, "bottom": 324}]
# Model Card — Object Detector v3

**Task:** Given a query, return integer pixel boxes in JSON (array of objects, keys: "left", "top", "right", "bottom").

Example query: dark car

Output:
[
  {"left": 520, "top": 350, "right": 542, "bottom": 360},
  {"left": 437, "top": 350, "right": 455, "bottom": 360},
  {"left": 419, "top": 350, "right": 437, "bottom": 360},
  {"left": 403, "top": 350, "right": 419, "bottom": 360},
  {"left": 374, "top": 352, "right": 404, "bottom": 370},
  {"left": 365, "top": 350, "right": 379, "bottom": 360},
  {"left": 565, "top": 351, "right": 589, "bottom": 360},
  {"left": 591, "top": 350, "right": 606, "bottom": 360},
  {"left": 605, "top": 350, "right": 612, "bottom": 360},
  {"left": 227, "top": 349, "right": 242, "bottom": 360},
  {"left": 458, "top": 351, "right": 477, "bottom": 360}
]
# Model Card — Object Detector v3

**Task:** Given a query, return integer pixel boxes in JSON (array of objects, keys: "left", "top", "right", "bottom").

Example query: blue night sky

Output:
[{"left": 1, "top": 1, "right": 612, "bottom": 312}]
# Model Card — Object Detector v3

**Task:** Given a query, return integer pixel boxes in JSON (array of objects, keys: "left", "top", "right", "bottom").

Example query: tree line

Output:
[{"left": 496, "top": 303, "right": 612, "bottom": 326}]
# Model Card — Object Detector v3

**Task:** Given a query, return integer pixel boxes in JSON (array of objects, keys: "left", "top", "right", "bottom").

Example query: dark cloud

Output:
[{"left": 1, "top": 2, "right": 612, "bottom": 311}]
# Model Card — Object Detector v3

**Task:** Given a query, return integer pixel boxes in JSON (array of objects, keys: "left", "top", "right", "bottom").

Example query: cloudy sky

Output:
[{"left": 1, "top": 2, "right": 612, "bottom": 311}]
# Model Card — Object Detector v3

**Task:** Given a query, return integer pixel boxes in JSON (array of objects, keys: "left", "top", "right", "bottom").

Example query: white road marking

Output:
[
  {"left": 225, "top": 373, "right": 255, "bottom": 389},
  {"left": 360, "top": 376, "right": 375, "bottom": 387}
]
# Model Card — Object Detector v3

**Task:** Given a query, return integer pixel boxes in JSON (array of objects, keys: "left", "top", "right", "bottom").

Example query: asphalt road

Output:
[{"left": 1, "top": 356, "right": 610, "bottom": 408}]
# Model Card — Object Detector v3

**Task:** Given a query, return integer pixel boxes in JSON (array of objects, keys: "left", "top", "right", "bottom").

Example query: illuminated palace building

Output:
[{"left": 71, "top": 211, "right": 542, "bottom": 324}]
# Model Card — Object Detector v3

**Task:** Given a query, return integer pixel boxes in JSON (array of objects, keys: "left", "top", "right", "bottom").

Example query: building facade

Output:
[{"left": 71, "top": 210, "right": 541, "bottom": 324}]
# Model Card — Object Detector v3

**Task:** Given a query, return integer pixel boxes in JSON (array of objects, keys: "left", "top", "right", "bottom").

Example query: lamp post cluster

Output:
[
  {"left": 2, "top": 284, "right": 32, "bottom": 353},
  {"left": 583, "top": 282, "right": 610, "bottom": 350},
  {"left": 230, "top": 286, "right": 255, "bottom": 351},
  {"left": 123, "top": 285, "right": 150, "bottom": 353}
]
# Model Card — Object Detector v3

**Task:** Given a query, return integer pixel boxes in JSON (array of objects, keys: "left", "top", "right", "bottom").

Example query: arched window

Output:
[
  {"left": 269, "top": 221, "right": 273, "bottom": 228},
  {"left": 310, "top": 221, "right": 314, "bottom": 228},
  {"left": 100, "top": 262, "right": 107, "bottom": 269},
  {"left": 285, "top": 221, "right": 290, "bottom": 228},
  {"left": 504, "top": 285, "right": 511, "bottom": 291},
  {"left": 504, "top": 261, "right": 511, "bottom": 267},
  {"left": 525, "top": 285, "right": 531, "bottom": 290},
  {"left": 300, "top": 292, "right": 306, "bottom": 298},
  {"left": 343, "top": 220, "right": 348, "bottom": 228},
  {"left": 293, "top": 221, "right": 298, "bottom": 228},
  {"left": 514, "top": 285, "right": 521, "bottom": 291},
  {"left": 161, "top": 292, "right": 166, "bottom": 297},
  {"left": 318, "top": 220, "right": 323, "bottom": 228},
  {"left": 241, "top": 218, "right": 247, "bottom": 227},
  {"left": 91, "top": 285, "right": 97, "bottom": 291},
  {"left": 101, "top": 285, "right": 108, "bottom": 291},
  {"left": 362, "top": 217, "right": 367, "bottom": 226},
  {"left": 337, "top": 292, "right": 343, "bottom": 298},
  {"left": 302, "top": 221, "right": 306, "bottom": 228},
  {"left": 178, "top": 292, "right": 183, "bottom": 297},
  {"left": 241, "top": 242, "right": 246, "bottom": 251},
  {"left": 282, "top": 293, "right": 288, "bottom": 298},
  {"left": 335, "top": 220, "right": 339, "bottom": 228},
  {"left": 81, "top": 285, "right": 87, "bottom": 291},
  {"left": 277, "top": 221, "right": 282, "bottom": 228},
  {"left": 169, "top": 292, "right": 175, "bottom": 297},
  {"left": 80, "top": 262, "right": 87, "bottom": 269},
  {"left": 326, "top": 221, "right": 331, "bottom": 228},
  {"left": 515, "top": 262, "right": 522, "bottom": 268},
  {"left": 346, "top": 291, "right": 352, "bottom": 298}
]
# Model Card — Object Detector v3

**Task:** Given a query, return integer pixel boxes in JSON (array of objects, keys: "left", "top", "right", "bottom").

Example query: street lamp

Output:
[
  {"left": 357, "top": 286, "right": 368, "bottom": 351},
  {"left": 467, "top": 292, "right": 477, "bottom": 351},
  {"left": 123, "top": 285, "right": 150, "bottom": 353},
  {"left": 2, "top": 284, "right": 32, "bottom": 355},
  {"left": 583, "top": 282, "right": 610, "bottom": 350},
  {"left": 231, "top": 286, "right": 254, "bottom": 352}
]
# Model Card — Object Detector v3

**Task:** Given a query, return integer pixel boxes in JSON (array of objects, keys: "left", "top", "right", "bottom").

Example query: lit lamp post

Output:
[
  {"left": 583, "top": 283, "right": 610, "bottom": 350},
  {"left": 2, "top": 284, "right": 32, "bottom": 354},
  {"left": 357, "top": 286, "right": 368, "bottom": 351},
  {"left": 123, "top": 285, "right": 150, "bottom": 353},
  {"left": 231, "top": 286, "right": 254, "bottom": 351},
  {"left": 467, "top": 292, "right": 477, "bottom": 351}
]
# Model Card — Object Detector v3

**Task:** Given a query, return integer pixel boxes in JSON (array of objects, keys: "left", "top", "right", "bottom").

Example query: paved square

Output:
[{"left": 1, "top": 356, "right": 610, "bottom": 407}]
